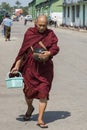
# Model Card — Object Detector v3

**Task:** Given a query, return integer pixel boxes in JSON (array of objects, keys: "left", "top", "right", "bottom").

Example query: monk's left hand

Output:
[{"left": 39, "top": 51, "right": 51, "bottom": 61}]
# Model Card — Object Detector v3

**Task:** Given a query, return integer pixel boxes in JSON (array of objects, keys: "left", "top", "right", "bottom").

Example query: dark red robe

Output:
[{"left": 11, "top": 27, "right": 59, "bottom": 99}]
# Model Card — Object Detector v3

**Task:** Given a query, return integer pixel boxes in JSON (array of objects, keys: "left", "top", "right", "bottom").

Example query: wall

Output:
[
  {"left": 50, "top": 0, "right": 62, "bottom": 13},
  {"left": 29, "top": 0, "right": 62, "bottom": 20}
]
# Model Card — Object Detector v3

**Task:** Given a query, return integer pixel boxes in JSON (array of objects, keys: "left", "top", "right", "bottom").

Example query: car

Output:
[
  {"left": 47, "top": 16, "right": 54, "bottom": 25},
  {"left": 25, "top": 15, "right": 32, "bottom": 22}
]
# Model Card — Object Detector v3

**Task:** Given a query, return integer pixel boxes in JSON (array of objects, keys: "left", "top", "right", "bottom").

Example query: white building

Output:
[{"left": 62, "top": 0, "right": 87, "bottom": 27}]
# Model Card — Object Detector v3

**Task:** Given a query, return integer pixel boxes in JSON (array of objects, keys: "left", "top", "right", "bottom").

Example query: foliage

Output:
[
  {"left": 0, "top": 2, "right": 11, "bottom": 12},
  {"left": 15, "top": 0, "right": 21, "bottom": 8},
  {"left": 0, "top": 2, "right": 29, "bottom": 16},
  {"left": 22, "top": 6, "right": 29, "bottom": 16}
]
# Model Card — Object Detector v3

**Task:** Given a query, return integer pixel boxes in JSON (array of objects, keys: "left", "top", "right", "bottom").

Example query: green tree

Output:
[
  {"left": 1, "top": 2, "right": 11, "bottom": 12},
  {"left": 22, "top": 6, "right": 29, "bottom": 16},
  {"left": 15, "top": 0, "right": 21, "bottom": 8}
]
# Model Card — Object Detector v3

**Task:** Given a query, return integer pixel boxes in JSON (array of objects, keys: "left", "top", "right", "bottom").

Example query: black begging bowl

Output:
[{"left": 33, "top": 48, "right": 46, "bottom": 62}]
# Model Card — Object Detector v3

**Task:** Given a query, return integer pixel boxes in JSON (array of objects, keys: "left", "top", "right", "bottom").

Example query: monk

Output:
[{"left": 11, "top": 15, "right": 59, "bottom": 128}]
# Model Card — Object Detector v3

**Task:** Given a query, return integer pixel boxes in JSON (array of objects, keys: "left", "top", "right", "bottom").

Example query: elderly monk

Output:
[{"left": 11, "top": 15, "right": 59, "bottom": 128}]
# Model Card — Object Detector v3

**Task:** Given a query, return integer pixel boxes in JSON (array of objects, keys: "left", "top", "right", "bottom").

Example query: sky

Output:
[{"left": 0, "top": 0, "right": 33, "bottom": 6}]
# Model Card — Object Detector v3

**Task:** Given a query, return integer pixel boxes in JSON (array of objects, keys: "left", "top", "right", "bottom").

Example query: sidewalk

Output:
[{"left": 59, "top": 25, "right": 87, "bottom": 33}]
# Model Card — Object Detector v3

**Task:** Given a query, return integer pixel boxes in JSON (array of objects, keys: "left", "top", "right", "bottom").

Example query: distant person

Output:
[
  {"left": 20, "top": 15, "right": 23, "bottom": 21},
  {"left": 24, "top": 16, "right": 27, "bottom": 25},
  {"left": 2, "top": 14, "right": 12, "bottom": 41},
  {"left": 11, "top": 15, "right": 59, "bottom": 128},
  {"left": 54, "top": 16, "right": 57, "bottom": 28}
]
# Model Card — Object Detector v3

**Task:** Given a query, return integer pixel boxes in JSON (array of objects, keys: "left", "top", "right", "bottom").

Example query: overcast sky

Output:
[{"left": 0, "top": 0, "right": 33, "bottom": 6}]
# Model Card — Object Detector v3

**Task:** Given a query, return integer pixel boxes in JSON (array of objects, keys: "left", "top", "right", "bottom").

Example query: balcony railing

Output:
[{"left": 63, "top": 0, "right": 83, "bottom": 4}]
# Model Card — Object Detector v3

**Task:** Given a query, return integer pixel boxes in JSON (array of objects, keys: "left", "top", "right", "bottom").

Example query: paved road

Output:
[{"left": 0, "top": 21, "right": 87, "bottom": 130}]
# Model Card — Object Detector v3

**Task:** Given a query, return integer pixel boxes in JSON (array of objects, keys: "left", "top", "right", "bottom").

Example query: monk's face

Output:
[{"left": 36, "top": 16, "right": 47, "bottom": 33}]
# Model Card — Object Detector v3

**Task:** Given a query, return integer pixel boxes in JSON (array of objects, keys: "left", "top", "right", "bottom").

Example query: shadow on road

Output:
[{"left": 16, "top": 111, "right": 71, "bottom": 123}]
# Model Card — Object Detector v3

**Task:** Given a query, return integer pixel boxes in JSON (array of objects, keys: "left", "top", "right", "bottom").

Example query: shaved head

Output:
[
  {"left": 36, "top": 15, "right": 48, "bottom": 23},
  {"left": 35, "top": 15, "right": 48, "bottom": 33}
]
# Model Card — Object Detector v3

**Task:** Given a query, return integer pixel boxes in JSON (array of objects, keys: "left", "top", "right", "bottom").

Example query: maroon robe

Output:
[{"left": 11, "top": 27, "right": 59, "bottom": 99}]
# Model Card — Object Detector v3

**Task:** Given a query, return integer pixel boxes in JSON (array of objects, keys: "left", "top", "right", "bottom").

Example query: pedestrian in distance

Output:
[
  {"left": 24, "top": 16, "right": 27, "bottom": 25},
  {"left": 54, "top": 16, "right": 57, "bottom": 28},
  {"left": 2, "top": 14, "right": 12, "bottom": 41},
  {"left": 11, "top": 15, "right": 60, "bottom": 128}
]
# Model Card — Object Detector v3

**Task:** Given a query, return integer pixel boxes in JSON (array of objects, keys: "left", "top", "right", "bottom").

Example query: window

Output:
[
  {"left": 67, "top": 7, "right": 70, "bottom": 17},
  {"left": 63, "top": 6, "right": 66, "bottom": 17},
  {"left": 76, "top": 5, "right": 80, "bottom": 18}
]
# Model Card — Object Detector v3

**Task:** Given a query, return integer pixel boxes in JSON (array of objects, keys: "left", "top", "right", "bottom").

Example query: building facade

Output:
[
  {"left": 28, "top": 0, "right": 36, "bottom": 19},
  {"left": 62, "top": 0, "right": 87, "bottom": 27},
  {"left": 28, "top": 0, "right": 62, "bottom": 20}
]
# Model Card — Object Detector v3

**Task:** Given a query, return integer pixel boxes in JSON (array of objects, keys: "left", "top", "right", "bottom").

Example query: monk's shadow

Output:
[
  {"left": 32, "top": 111, "right": 71, "bottom": 123},
  {"left": 16, "top": 111, "right": 71, "bottom": 123}
]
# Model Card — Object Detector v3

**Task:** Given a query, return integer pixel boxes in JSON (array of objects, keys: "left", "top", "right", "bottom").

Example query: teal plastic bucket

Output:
[{"left": 5, "top": 72, "right": 24, "bottom": 88}]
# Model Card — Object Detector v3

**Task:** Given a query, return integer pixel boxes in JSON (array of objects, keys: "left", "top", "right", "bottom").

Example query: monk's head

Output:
[{"left": 35, "top": 15, "right": 48, "bottom": 33}]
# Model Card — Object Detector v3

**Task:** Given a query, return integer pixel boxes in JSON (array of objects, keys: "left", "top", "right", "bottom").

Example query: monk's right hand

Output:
[
  {"left": 10, "top": 66, "right": 19, "bottom": 73},
  {"left": 10, "top": 59, "right": 22, "bottom": 73}
]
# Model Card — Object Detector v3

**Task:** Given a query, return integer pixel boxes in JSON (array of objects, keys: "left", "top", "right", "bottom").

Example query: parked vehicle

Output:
[
  {"left": 0, "top": 14, "right": 3, "bottom": 24},
  {"left": 48, "top": 12, "right": 62, "bottom": 26},
  {"left": 0, "top": 9, "right": 7, "bottom": 24},
  {"left": 25, "top": 15, "right": 32, "bottom": 22},
  {"left": 47, "top": 16, "right": 54, "bottom": 25}
]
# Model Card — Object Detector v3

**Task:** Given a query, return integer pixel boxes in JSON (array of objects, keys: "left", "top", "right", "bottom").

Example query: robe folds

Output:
[{"left": 11, "top": 27, "right": 60, "bottom": 99}]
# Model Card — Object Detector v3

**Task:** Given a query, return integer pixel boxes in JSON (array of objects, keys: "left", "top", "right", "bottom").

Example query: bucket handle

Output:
[{"left": 6, "top": 71, "right": 22, "bottom": 79}]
